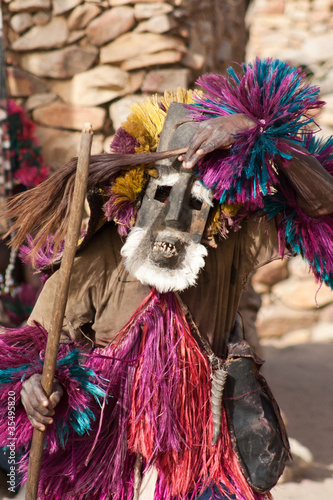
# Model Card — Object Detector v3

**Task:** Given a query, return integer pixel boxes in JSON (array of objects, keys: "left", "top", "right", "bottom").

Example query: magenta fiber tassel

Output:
[
  {"left": 111, "top": 126, "right": 139, "bottom": 154},
  {"left": 103, "top": 187, "right": 136, "bottom": 237},
  {"left": 19, "top": 234, "right": 65, "bottom": 273}
]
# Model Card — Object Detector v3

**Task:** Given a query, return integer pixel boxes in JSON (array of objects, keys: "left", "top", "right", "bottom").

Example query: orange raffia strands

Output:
[{"left": 127, "top": 291, "right": 258, "bottom": 499}]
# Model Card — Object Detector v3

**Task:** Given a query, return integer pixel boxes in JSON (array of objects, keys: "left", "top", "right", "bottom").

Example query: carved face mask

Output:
[{"left": 121, "top": 103, "right": 213, "bottom": 293}]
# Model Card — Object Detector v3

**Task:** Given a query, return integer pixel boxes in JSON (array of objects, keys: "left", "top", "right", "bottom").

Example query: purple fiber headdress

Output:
[{"left": 187, "top": 58, "right": 324, "bottom": 209}]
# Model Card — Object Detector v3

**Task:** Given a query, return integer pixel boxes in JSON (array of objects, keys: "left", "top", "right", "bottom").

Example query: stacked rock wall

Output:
[
  {"left": 253, "top": 257, "right": 333, "bottom": 347},
  {"left": 246, "top": 0, "right": 333, "bottom": 346},
  {"left": 2, "top": 0, "right": 248, "bottom": 171},
  {"left": 246, "top": 0, "right": 333, "bottom": 136}
]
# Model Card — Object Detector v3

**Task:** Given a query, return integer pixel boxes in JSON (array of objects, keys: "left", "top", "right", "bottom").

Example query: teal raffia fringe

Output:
[
  {"left": 187, "top": 57, "right": 324, "bottom": 208},
  {"left": 187, "top": 58, "right": 333, "bottom": 289},
  {"left": 0, "top": 323, "right": 106, "bottom": 452},
  {"left": 263, "top": 134, "right": 333, "bottom": 289}
]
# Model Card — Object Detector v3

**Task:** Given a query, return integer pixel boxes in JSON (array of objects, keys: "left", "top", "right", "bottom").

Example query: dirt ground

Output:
[
  {"left": 1, "top": 342, "right": 332, "bottom": 500},
  {"left": 264, "top": 342, "right": 333, "bottom": 500}
]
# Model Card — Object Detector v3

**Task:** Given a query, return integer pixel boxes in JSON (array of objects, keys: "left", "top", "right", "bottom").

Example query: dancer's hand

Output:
[
  {"left": 180, "top": 113, "right": 256, "bottom": 169},
  {"left": 21, "top": 373, "right": 64, "bottom": 431}
]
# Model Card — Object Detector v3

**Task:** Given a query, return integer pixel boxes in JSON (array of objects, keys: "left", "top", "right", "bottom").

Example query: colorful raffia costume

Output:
[{"left": 1, "top": 59, "right": 333, "bottom": 500}]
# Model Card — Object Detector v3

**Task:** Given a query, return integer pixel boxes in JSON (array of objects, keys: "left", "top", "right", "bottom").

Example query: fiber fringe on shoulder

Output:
[
  {"left": 264, "top": 134, "right": 333, "bottom": 288},
  {"left": 187, "top": 57, "right": 324, "bottom": 208},
  {"left": 0, "top": 324, "right": 105, "bottom": 451},
  {"left": 186, "top": 58, "right": 333, "bottom": 289}
]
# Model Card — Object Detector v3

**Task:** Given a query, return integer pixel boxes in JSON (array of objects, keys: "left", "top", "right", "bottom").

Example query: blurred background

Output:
[{"left": 0, "top": 1, "right": 333, "bottom": 499}]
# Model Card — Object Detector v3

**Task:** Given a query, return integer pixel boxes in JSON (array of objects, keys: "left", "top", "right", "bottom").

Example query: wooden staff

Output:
[{"left": 25, "top": 123, "right": 93, "bottom": 500}]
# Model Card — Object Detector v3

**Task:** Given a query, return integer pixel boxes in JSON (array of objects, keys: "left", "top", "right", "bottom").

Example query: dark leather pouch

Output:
[{"left": 224, "top": 339, "right": 291, "bottom": 493}]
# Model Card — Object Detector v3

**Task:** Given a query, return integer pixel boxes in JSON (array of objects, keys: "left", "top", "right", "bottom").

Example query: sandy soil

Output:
[{"left": 264, "top": 342, "right": 333, "bottom": 500}]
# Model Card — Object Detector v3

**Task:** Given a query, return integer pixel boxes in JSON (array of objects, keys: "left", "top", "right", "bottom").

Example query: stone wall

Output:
[
  {"left": 2, "top": 0, "right": 248, "bottom": 171},
  {"left": 246, "top": 0, "right": 333, "bottom": 136},
  {"left": 253, "top": 257, "right": 333, "bottom": 347},
  {"left": 247, "top": 0, "right": 333, "bottom": 346}
]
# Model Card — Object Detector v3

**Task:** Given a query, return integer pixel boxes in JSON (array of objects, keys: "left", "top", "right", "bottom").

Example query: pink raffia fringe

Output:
[
  {"left": 0, "top": 324, "right": 106, "bottom": 453},
  {"left": 0, "top": 291, "right": 271, "bottom": 500}
]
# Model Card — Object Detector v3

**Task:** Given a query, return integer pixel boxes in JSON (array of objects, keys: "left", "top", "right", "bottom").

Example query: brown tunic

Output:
[{"left": 28, "top": 216, "right": 280, "bottom": 356}]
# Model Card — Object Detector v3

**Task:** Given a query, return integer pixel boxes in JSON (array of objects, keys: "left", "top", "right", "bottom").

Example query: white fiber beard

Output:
[{"left": 121, "top": 227, "right": 208, "bottom": 293}]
